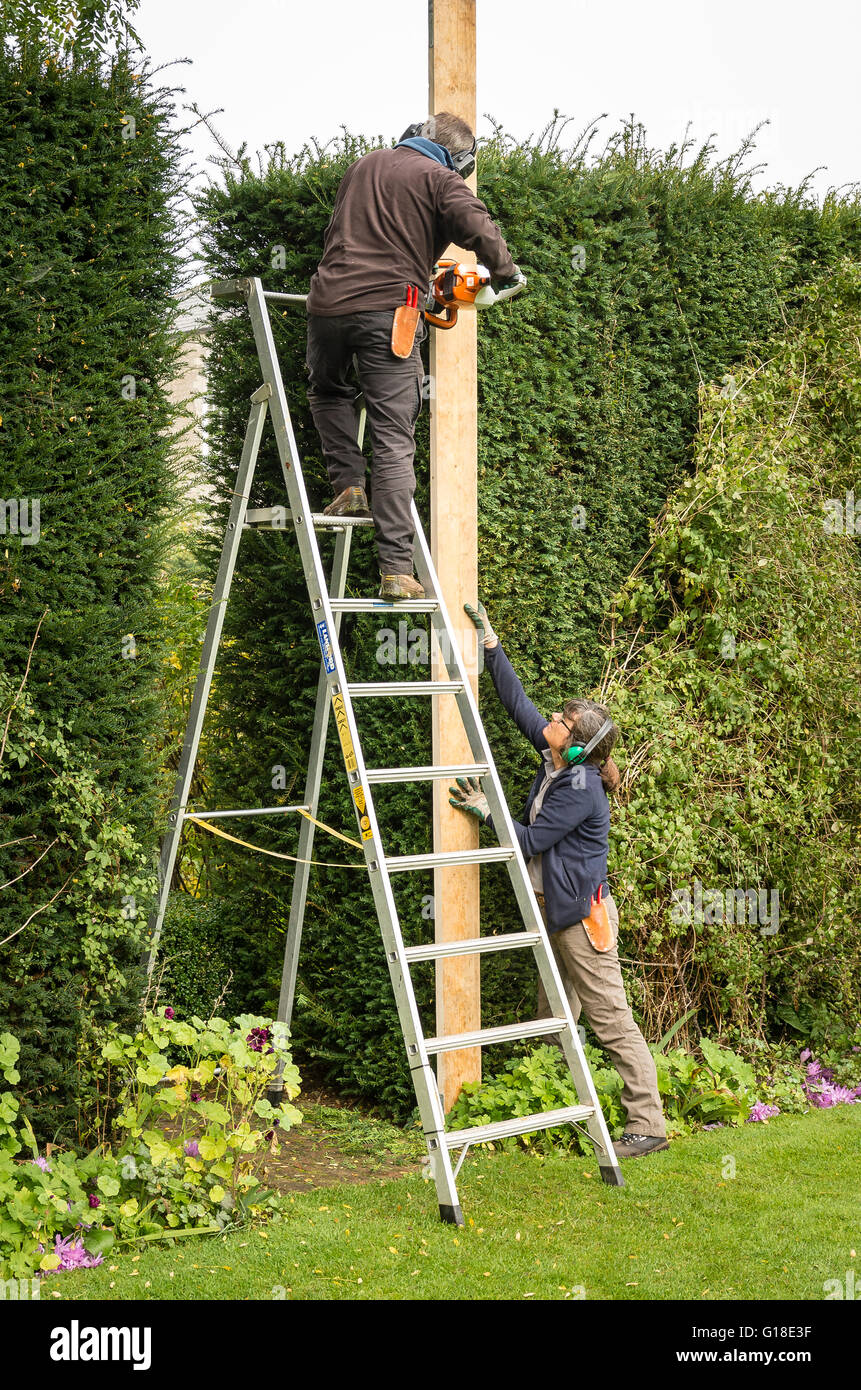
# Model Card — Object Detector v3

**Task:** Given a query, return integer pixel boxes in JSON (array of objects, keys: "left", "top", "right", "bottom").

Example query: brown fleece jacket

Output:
[{"left": 306, "top": 146, "right": 517, "bottom": 316}]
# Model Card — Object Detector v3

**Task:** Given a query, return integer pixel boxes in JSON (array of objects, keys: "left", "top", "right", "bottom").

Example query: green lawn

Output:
[{"left": 43, "top": 1107, "right": 860, "bottom": 1301}]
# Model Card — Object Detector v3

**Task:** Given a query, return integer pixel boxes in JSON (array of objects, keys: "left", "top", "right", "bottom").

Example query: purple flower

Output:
[
  {"left": 805, "top": 1059, "right": 823, "bottom": 1080},
  {"left": 87, "top": 1193, "right": 100, "bottom": 1209},
  {"left": 246, "top": 1026, "right": 271, "bottom": 1053},
  {"left": 746, "top": 1101, "right": 780, "bottom": 1123},
  {"left": 52, "top": 1234, "right": 104, "bottom": 1271},
  {"left": 799, "top": 1048, "right": 812, "bottom": 1063},
  {"left": 184, "top": 1139, "right": 200, "bottom": 1157},
  {"left": 30, "top": 1155, "right": 51, "bottom": 1172},
  {"left": 190, "top": 1091, "right": 201, "bottom": 1103},
  {"left": 806, "top": 1079, "right": 859, "bottom": 1108},
  {"left": 702, "top": 1122, "right": 725, "bottom": 1130},
  {"left": 164, "top": 1007, "right": 175, "bottom": 1020}
]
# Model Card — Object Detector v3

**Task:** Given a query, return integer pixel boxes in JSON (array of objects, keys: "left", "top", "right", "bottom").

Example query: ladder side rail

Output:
[
  {"left": 242, "top": 280, "right": 463, "bottom": 1215},
  {"left": 144, "top": 393, "right": 269, "bottom": 974},
  {"left": 411, "top": 503, "right": 623, "bottom": 1178}
]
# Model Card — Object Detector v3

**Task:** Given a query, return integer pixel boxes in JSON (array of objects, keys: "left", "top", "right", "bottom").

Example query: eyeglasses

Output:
[{"left": 552, "top": 713, "right": 575, "bottom": 735}]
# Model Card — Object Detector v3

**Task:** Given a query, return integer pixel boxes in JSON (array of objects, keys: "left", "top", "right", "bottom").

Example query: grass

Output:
[{"left": 42, "top": 1106, "right": 860, "bottom": 1302}]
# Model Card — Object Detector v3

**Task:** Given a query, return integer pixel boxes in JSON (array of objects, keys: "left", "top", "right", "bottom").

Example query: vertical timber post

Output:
[{"left": 428, "top": 0, "right": 481, "bottom": 1111}]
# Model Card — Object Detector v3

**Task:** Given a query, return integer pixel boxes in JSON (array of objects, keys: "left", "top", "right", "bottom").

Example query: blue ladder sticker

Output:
[{"left": 317, "top": 619, "right": 336, "bottom": 674}]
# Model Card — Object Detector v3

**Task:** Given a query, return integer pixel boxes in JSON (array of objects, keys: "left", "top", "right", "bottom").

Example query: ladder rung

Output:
[
  {"left": 424, "top": 1018, "right": 569, "bottom": 1054},
  {"left": 386, "top": 848, "right": 515, "bottom": 872},
  {"left": 404, "top": 932, "right": 541, "bottom": 962},
  {"left": 244, "top": 506, "right": 289, "bottom": 528},
  {"left": 184, "top": 803, "right": 310, "bottom": 822},
  {"left": 311, "top": 513, "right": 375, "bottom": 528},
  {"left": 365, "top": 762, "right": 490, "bottom": 784},
  {"left": 348, "top": 681, "right": 463, "bottom": 697},
  {"left": 442, "top": 1105, "right": 595, "bottom": 1149},
  {"left": 328, "top": 598, "right": 439, "bottom": 613}
]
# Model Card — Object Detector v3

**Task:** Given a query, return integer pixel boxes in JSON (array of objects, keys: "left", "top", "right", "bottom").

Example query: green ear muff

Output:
[{"left": 563, "top": 716, "right": 614, "bottom": 766}]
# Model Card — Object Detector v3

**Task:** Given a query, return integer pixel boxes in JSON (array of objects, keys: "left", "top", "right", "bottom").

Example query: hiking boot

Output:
[
  {"left": 613, "top": 1133, "right": 670, "bottom": 1158},
  {"left": 323, "top": 485, "right": 371, "bottom": 517},
  {"left": 379, "top": 572, "right": 426, "bottom": 601}
]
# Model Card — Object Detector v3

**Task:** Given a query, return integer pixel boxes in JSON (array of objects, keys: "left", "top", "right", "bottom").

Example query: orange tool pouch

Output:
[
  {"left": 391, "top": 286, "right": 421, "bottom": 358},
  {"left": 582, "top": 884, "right": 614, "bottom": 952}
]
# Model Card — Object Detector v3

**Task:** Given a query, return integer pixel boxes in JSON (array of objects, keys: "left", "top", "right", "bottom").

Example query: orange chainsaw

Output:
[{"left": 423, "top": 258, "right": 526, "bottom": 329}]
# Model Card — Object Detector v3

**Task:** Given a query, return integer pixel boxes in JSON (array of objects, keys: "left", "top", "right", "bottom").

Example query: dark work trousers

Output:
[{"left": 306, "top": 309, "right": 427, "bottom": 574}]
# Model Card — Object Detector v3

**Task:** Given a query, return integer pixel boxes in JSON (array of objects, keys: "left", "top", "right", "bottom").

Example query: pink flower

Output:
[
  {"left": 164, "top": 1007, "right": 175, "bottom": 1020},
  {"left": 52, "top": 1234, "right": 104, "bottom": 1271},
  {"left": 746, "top": 1101, "right": 780, "bottom": 1123}
]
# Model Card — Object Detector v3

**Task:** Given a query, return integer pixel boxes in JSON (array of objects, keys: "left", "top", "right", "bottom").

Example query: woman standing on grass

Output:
[{"left": 448, "top": 602, "right": 668, "bottom": 1159}]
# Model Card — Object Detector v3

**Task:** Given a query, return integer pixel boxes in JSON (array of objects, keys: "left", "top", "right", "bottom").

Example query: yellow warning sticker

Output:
[
  {"left": 353, "top": 786, "right": 373, "bottom": 841},
  {"left": 331, "top": 693, "right": 357, "bottom": 773}
]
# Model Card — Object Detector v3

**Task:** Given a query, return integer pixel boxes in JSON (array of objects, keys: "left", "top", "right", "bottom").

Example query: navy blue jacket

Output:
[{"left": 483, "top": 643, "right": 610, "bottom": 932}]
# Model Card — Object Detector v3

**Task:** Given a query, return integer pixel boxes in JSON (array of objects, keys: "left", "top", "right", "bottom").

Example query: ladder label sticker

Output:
[
  {"left": 331, "top": 693, "right": 357, "bottom": 773},
  {"left": 316, "top": 620, "right": 336, "bottom": 675},
  {"left": 352, "top": 786, "right": 374, "bottom": 841}
]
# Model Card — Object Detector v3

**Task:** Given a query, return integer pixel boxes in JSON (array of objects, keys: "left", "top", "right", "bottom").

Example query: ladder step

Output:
[
  {"left": 329, "top": 598, "right": 439, "bottom": 613},
  {"left": 442, "top": 1105, "right": 595, "bottom": 1150},
  {"left": 404, "top": 932, "right": 541, "bottom": 962},
  {"left": 424, "top": 1018, "right": 569, "bottom": 1054},
  {"left": 365, "top": 762, "right": 490, "bottom": 784},
  {"left": 311, "top": 513, "right": 375, "bottom": 529},
  {"left": 386, "top": 847, "right": 515, "bottom": 872},
  {"left": 348, "top": 681, "right": 463, "bottom": 698}
]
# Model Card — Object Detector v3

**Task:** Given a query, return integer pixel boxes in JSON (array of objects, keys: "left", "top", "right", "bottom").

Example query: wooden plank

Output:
[{"left": 428, "top": 0, "right": 481, "bottom": 1112}]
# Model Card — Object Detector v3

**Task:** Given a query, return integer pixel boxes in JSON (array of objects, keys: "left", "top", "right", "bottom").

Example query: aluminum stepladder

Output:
[{"left": 145, "top": 275, "right": 623, "bottom": 1225}]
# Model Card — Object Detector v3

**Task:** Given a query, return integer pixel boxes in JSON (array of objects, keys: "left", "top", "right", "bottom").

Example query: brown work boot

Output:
[
  {"left": 379, "top": 572, "right": 426, "bottom": 601},
  {"left": 323, "top": 485, "right": 371, "bottom": 517}
]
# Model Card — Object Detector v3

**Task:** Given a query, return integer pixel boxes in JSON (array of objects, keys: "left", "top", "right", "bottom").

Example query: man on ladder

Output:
[{"left": 305, "top": 112, "right": 525, "bottom": 600}]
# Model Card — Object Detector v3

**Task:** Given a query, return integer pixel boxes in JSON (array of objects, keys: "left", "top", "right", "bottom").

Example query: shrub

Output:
[
  {"left": 0, "top": 37, "right": 187, "bottom": 1135},
  {"left": 0, "top": 1011, "right": 301, "bottom": 1280}
]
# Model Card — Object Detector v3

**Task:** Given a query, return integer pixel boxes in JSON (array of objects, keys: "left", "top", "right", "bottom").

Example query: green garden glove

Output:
[
  {"left": 463, "top": 600, "right": 498, "bottom": 648},
  {"left": 448, "top": 776, "right": 491, "bottom": 824}
]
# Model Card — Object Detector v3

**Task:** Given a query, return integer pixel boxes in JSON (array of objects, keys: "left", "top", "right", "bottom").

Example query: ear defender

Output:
[{"left": 563, "top": 717, "right": 614, "bottom": 766}]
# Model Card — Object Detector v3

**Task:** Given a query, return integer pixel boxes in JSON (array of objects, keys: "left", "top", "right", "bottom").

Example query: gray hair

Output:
[{"left": 422, "top": 111, "right": 475, "bottom": 154}]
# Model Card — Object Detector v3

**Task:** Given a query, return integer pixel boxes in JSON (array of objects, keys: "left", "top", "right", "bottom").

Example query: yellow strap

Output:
[{"left": 186, "top": 811, "right": 366, "bottom": 868}]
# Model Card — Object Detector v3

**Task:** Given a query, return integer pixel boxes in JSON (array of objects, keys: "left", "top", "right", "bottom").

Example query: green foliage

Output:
[
  {"left": 448, "top": 1045, "right": 625, "bottom": 1155},
  {"left": 0, "top": 48, "right": 186, "bottom": 1137},
  {"left": 604, "top": 259, "right": 861, "bottom": 1041},
  {"left": 0, "top": 669, "right": 156, "bottom": 1144},
  {"left": 184, "top": 118, "right": 861, "bottom": 1117},
  {"left": 151, "top": 896, "right": 235, "bottom": 1023},
  {"left": 0, "top": 1011, "right": 301, "bottom": 1280},
  {"left": 447, "top": 1037, "right": 815, "bottom": 1152}
]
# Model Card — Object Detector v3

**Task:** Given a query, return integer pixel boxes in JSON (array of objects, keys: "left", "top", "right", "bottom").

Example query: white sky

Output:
[{"left": 137, "top": 0, "right": 860, "bottom": 203}]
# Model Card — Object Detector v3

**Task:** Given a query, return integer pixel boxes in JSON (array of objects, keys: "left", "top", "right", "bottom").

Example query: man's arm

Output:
[{"left": 434, "top": 173, "right": 517, "bottom": 280}]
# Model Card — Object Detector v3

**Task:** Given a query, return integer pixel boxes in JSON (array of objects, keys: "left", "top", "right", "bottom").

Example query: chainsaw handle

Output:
[{"left": 423, "top": 304, "right": 459, "bottom": 330}]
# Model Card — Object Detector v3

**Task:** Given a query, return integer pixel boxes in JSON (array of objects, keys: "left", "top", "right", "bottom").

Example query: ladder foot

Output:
[
  {"left": 599, "top": 1165, "right": 625, "bottom": 1187},
  {"left": 438, "top": 1202, "right": 465, "bottom": 1227}
]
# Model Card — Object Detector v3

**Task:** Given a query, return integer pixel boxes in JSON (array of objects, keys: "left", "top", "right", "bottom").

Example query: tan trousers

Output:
[{"left": 536, "top": 894, "right": 666, "bottom": 1137}]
